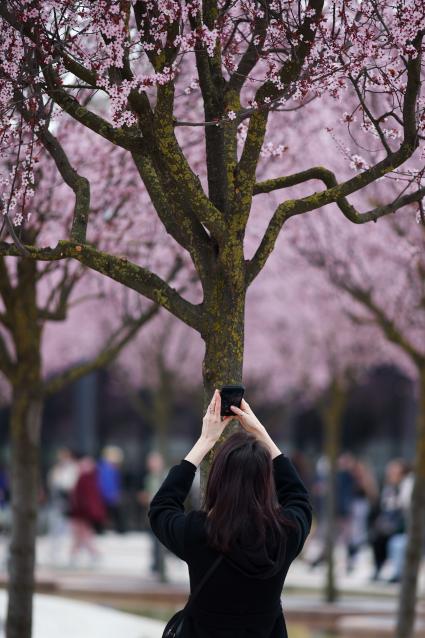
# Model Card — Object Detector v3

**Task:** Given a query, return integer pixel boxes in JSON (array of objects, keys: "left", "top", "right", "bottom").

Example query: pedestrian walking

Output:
[
  {"left": 347, "top": 458, "right": 379, "bottom": 572},
  {"left": 368, "top": 459, "right": 410, "bottom": 581},
  {"left": 68, "top": 455, "right": 106, "bottom": 566},
  {"left": 138, "top": 450, "right": 168, "bottom": 578},
  {"left": 149, "top": 389, "right": 312, "bottom": 638},
  {"left": 98, "top": 445, "right": 126, "bottom": 533},
  {"left": 47, "top": 447, "right": 79, "bottom": 564}
]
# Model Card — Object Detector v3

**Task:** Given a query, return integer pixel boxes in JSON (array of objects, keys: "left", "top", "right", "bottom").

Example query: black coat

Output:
[{"left": 148, "top": 453, "right": 312, "bottom": 638}]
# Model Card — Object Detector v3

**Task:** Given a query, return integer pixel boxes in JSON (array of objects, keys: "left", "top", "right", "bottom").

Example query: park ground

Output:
[{"left": 0, "top": 532, "right": 425, "bottom": 638}]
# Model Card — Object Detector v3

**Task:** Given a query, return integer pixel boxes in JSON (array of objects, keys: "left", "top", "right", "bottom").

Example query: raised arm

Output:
[
  {"left": 148, "top": 459, "right": 197, "bottom": 560},
  {"left": 149, "top": 389, "right": 233, "bottom": 559},
  {"left": 272, "top": 453, "right": 313, "bottom": 558},
  {"left": 230, "top": 398, "right": 313, "bottom": 557}
]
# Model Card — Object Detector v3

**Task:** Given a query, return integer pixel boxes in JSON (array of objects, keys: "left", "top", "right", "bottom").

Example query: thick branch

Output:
[
  {"left": 151, "top": 98, "right": 226, "bottom": 240},
  {"left": 42, "top": 67, "right": 143, "bottom": 153},
  {"left": 236, "top": 0, "right": 324, "bottom": 211},
  {"left": 247, "top": 35, "right": 423, "bottom": 286},
  {"left": 36, "top": 127, "right": 90, "bottom": 242},
  {"left": 131, "top": 152, "right": 213, "bottom": 284},
  {"left": 0, "top": 241, "right": 204, "bottom": 332},
  {"left": 247, "top": 179, "right": 425, "bottom": 285}
]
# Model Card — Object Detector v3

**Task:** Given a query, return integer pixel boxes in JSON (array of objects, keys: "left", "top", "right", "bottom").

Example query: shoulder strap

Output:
[{"left": 184, "top": 555, "right": 224, "bottom": 612}]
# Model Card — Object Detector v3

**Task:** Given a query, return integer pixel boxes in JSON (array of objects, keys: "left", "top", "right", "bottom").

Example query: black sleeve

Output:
[
  {"left": 148, "top": 459, "right": 196, "bottom": 561},
  {"left": 273, "top": 453, "right": 313, "bottom": 559}
]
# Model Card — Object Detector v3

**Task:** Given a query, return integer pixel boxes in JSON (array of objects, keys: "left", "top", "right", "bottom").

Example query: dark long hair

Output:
[{"left": 203, "top": 431, "right": 289, "bottom": 553}]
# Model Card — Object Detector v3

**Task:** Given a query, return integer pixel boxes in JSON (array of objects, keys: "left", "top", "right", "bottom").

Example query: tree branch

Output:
[
  {"left": 247, "top": 181, "right": 425, "bottom": 285},
  {"left": 0, "top": 241, "right": 204, "bottom": 332},
  {"left": 236, "top": 0, "right": 324, "bottom": 213},
  {"left": 41, "top": 66, "right": 143, "bottom": 153},
  {"left": 35, "top": 126, "right": 90, "bottom": 243},
  {"left": 336, "top": 283, "right": 423, "bottom": 369}
]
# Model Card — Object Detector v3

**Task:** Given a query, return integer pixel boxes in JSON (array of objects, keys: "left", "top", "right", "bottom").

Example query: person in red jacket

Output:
[
  {"left": 69, "top": 455, "right": 106, "bottom": 566},
  {"left": 149, "top": 390, "right": 312, "bottom": 638}
]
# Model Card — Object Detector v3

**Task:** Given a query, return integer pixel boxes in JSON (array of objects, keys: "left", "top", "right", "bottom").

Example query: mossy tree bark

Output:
[
  {"left": 5, "top": 259, "right": 42, "bottom": 638},
  {"left": 395, "top": 370, "right": 425, "bottom": 638},
  {"left": 199, "top": 246, "right": 247, "bottom": 493}
]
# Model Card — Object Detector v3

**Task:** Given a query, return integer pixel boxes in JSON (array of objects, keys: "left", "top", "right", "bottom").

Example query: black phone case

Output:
[{"left": 220, "top": 384, "right": 245, "bottom": 416}]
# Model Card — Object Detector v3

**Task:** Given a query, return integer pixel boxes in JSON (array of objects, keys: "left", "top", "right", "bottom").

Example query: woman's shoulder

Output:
[{"left": 185, "top": 509, "right": 208, "bottom": 545}]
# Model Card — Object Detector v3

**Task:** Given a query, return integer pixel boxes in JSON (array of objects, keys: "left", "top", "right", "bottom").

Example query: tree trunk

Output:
[
  {"left": 6, "top": 390, "right": 43, "bottom": 638},
  {"left": 322, "top": 381, "right": 345, "bottom": 603},
  {"left": 199, "top": 276, "right": 246, "bottom": 494},
  {"left": 395, "top": 370, "right": 425, "bottom": 638},
  {"left": 6, "top": 258, "right": 43, "bottom": 638}
]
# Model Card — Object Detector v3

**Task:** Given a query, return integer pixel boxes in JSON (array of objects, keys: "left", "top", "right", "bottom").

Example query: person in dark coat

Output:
[{"left": 149, "top": 389, "right": 312, "bottom": 638}]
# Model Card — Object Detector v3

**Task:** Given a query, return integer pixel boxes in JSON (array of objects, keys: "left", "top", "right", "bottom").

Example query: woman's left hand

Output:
[{"left": 201, "top": 389, "right": 234, "bottom": 444}]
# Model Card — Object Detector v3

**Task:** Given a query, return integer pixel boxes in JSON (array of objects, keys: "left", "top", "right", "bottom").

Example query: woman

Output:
[{"left": 149, "top": 389, "right": 312, "bottom": 637}]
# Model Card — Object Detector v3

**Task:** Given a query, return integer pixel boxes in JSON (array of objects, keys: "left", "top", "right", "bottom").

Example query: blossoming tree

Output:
[
  {"left": 0, "top": 0, "right": 424, "bottom": 403},
  {"left": 295, "top": 209, "right": 424, "bottom": 638},
  {"left": 0, "top": 4, "right": 425, "bottom": 636},
  {"left": 0, "top": 126, "right": 186, "bottom": 638}
]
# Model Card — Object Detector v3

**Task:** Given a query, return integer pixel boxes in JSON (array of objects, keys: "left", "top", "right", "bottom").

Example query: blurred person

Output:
[
  {"left": 149, "top": 390, "right": 312, "bottom": 638},
  {"left": 336, "top": 452, "right": 356, "bottom": 543},
  {"left": 68, "top": 455, "right": 106, "bottom": 566},
  {"left": 387, "top": 464, "right": 414, "bottom": 583},
  {"left": 138, "top": 450, "right": 168, "bottom": 577},
  {"left": 347, "top": 458, "right": 379, "bottom": 573},
  {"left": 98, "top": 445, "right": 126, "bottom": 533},
  {"left": 310, "top": 452, "right": 356, "bottom": 569},
  {"left": 46, "top": 448, "right": 79, "bottom": 564},
  {"left": 368, "top": 459, "right": 410, "bottom": 581},
  {"left": 0, "top": 463, "right": 10, "bottom": 570},
  {"left": 0, "top": 463, "right": 9, "bottom": 509},
  {"left": 311, "top": 455, "right": 328, "bottom": 527}
]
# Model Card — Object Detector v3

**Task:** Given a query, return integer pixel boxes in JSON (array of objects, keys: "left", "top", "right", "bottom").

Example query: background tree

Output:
[
  {"left": 0, "top": 135, "right": 186, "bottom": 638},
  {"left": 295, "top": 209, "right": 424, "bottom": 638}
]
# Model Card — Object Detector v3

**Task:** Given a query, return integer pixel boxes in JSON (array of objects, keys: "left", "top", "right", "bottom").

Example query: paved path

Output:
[
  {"left": 0, "top": 590, "right": 165, "bottom": 638},
  {"left": 1, "top": 530, "right": 420, "bottom": 599}
]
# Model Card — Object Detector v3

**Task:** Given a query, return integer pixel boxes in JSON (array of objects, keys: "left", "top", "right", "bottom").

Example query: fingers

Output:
[
  {"left": 214, "top": 389, "right": 221, "bottom": 417},
  {"left": 241, "top": 398, "right": 250, "bottom": 410},
  {"left": 230, "top": 405, "right": 244, "bottom": 415},
  {"left": 206, "top": 389, "right": 217, "bottom": 413}
]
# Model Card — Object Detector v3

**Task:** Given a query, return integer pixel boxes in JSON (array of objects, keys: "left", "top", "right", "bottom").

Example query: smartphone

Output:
[{"left": 220, "top": 384, "right": 245, "bottom": 417}]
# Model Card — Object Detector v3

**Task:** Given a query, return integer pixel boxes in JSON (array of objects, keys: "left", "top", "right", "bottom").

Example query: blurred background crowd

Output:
[{"left": 0, "top": 440, "right": 416, "bottom": 584}]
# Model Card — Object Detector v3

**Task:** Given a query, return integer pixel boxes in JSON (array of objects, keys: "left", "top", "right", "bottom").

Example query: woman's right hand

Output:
[{"left": 230, "top": 398, "right": 266, "bottom": 440}]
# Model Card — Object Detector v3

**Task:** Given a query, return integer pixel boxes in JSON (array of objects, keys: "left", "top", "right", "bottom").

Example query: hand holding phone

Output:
[
  {"left": 220, "top": 384, "right": 245, "bottom": 416},
  {"left": 229, "top": 398, "right": 266, "bottom": 440}
]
